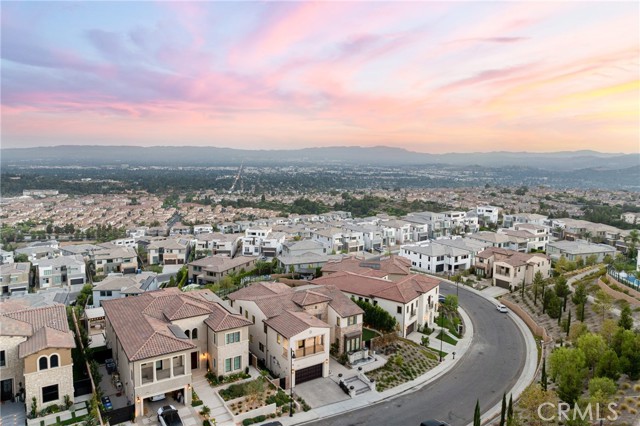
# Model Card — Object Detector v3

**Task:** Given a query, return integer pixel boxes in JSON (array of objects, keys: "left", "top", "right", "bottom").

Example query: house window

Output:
[
  {"left": 234, "top": 356, "right": 241, "bottom": 370},
  {"left": 259, "top": 343, "right": 264, "bottom": 352},
  {"left": 192, "top": 328, "right": 198, "bottom": 339},
  {"left": 252, "top": 315, "right": 255, "bottom": 324},
  {"left": 0, "top": 350, "right": 5, "bottom": 367},
  {"left": 225, "top": 358, "right": 235, "bottom": 372},
  {"left": 42, "top": 384, "right": 59, "bottom": 403},
  {"left": 50, "top": 354, "right": 59, "bottom": 368},
  {"left": 336, "top": 317, "right": 341, "bottom": 326},
  {"left": 397, "top": 306, "right": 402, "bottom": 314},
  {"left": 245, "top": 311, "right": 249, "bottom": 319},
  {"left": 348, "top": 316, "right": 356, "bottom": 326},
  {"left": 156, "top": 360, "right": 162, "bottom": 370},
  {"left": 39, "top": 356, "right": 48, "bottom": 370},
  {"left": 263, "top": 324, "right": 267, "bottom": 334},
  {"left": 185, "top": 330, "right": 190, "bottom": 338},
  {"left": 373, "top": 301, "right": 378, "bottom": 306},
  {"left": 225, "top": 331, "right": 240, "bottom": 344},
  {"left": 277, "top": 334, "right": 282, "bottom": 344}
]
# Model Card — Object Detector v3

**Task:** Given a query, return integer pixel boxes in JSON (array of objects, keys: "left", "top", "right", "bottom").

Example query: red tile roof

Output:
[{"left": 264, "top": 310, "right": 329, "bottom": 339}]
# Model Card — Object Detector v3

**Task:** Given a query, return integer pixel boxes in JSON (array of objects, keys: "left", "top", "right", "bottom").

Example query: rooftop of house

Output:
[
  {"left": 547, "top": 240, "right": 617, "bottom": 255},
  {"left": 102, "top": 288, "right": 251, "bottom": 361},
  {"left": 0, "top": 262, "right": 31, "bottom": 275},
  {"left": 282, "top": 239, "right": 326, "bottom": 252},
  {"left": 0, "top": 302, "right": 75, "bottom": 357},
  {"left": 322, "top": 255, "right": 411, "bottom": 277},
  {"left": 189, "top": 255, "right": 257, "bottom": 272},
  {"left": 477, "top": 247, "right": 549, "bottom": 267},
  {"left": 264, "top": 310, "right": 330, "bottom": 339},
  {"left": 36, "top": 254, "right": 85, "bottom": 269},
  {"left": 228, "top": 281, "right": 363, "bottom": 319},
  {"left": 313, "top": 271, "right": 441, "bottom": 304},
  {"left": 469, "top": 231, "right": 511, "bottom": 244}
]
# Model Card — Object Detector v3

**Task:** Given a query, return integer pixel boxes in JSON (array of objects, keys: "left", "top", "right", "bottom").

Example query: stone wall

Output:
[
  {"left": 25, "top": 364, "right": 74, "bottom": 411},
  {"left": 335, "top": 323, "right": 362, "bottom": 354},
  {"left": 597, "top": 278, "right": 640, "bottom": 307},
  {"left": 500, "top": 299, "right": 552, "bottom": 343}
]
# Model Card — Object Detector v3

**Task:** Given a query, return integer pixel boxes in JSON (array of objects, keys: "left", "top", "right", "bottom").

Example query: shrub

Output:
[{"left": 203, "top": 421, "right": 211, "bottom": 426}]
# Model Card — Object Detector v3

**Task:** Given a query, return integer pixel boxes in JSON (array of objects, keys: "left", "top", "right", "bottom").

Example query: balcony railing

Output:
[
  {"left": 295, "top": 344, "right": 325, "bottom": 359},
  {"left": 156, "top": 368, "right": 171, "bottom": 380}
]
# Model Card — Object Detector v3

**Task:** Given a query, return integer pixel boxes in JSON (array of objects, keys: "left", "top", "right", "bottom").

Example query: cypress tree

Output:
[
  {"left": 474, "top": 399, "right": 481, "bottom": 426},
  {"left": 499, "top": 393, "right": 507, "bottom": 426},
  {"left": 541, "top": 358, "right": 547, "bottom": 391},
  {"left": 566, "top": 310, "right": 571, "bottom": 337},
  {"left": 507, "top": 394, "right": 514, "bottom": 424}
]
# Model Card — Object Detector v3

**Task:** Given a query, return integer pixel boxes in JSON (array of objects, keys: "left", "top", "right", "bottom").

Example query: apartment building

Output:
[
  {"left": 1, "top": 263, "right": 31, "bottom": 295},
  {"left": 0, "top": 302, "right": 75, "bottom": 410},
  {"left": 313, "top": 272, "right": 441, "bottom": 337},
  {"left": 102, "top": 288, "right": 251, "bottom": 419},
  {"left": 36, "top": 255, "right": 86, "bottom": 289},
  {"left": 475, "top": 247, "right": 551, "bottom": 290},
  {"left": 228, "top": 282, "right": 362, "bottom": 387}
]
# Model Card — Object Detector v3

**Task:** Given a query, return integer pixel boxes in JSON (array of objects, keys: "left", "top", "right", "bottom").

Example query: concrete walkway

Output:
[{"left": 191, "top": 370, "right": 233, "bottom": 426}]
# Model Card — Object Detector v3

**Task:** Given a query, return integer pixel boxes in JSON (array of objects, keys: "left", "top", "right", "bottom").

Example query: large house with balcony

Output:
[
  {"left": 0, "top": 301, "right": 76, "bottom": 411},
  {"left": 228, "top": 281, "right": 364, "bottom": 387},
  {"left": 93, "top": 245, "right": 138, "bottom": 275},
  {"left": 241, "top": 227, "right": 286, "bottom": 258},
  {"left": 147, "top": 239, "right": 188, "bottom": 266},
  {"left": 36, "top": 255, "right": 86, "bottom": 289},
  {"left": 102, "top": 288, "right": 251, "bottom": 419},
  {"left": 475, "top": 247, "right": 551, "bottom": 290},
  {"left": 188, "top": 255, "right": 257, "bottom": 285},
  {"left": 313, "top": 272, "right": 441, "bottom": 337},
  {"left": 91, "top": 273, "right": 159, "bottom": 306},
  {"left": 194, "top": 233, "right": 240, "bottom": 257}
]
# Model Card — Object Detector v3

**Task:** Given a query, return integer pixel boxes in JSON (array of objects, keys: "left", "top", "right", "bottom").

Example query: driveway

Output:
[
  {"left": 294, "top": 377, "right": 351, "bottom": 408},
  {"left": 306, "top": 281, "right": 529, "bottom": 426},
  {"left": 482, "top": 285, "right": 510, "bottom": 298}
]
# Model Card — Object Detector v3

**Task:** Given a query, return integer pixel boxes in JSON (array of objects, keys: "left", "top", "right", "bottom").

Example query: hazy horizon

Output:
[{"left": 2, "top": 2, "right": 639, "bottom": 153}]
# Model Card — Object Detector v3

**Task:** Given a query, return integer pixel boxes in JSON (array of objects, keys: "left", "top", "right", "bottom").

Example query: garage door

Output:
[
  {"left": 495, "top": 279, "right": 511, "bottom": 290},
  {"left": 295, "top": 364, "right": 323, "bottom": 385}
]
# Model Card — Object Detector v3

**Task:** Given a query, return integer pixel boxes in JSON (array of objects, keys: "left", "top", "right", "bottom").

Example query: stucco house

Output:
[
  {"left": 102, "top": 288, "right": 251, "bottom": 419},
  {"left": 0, "top": 302, "right": 76, "bottom": 411},
  {"left": 475, "top": 247, "right": 551, "bottom": 290}
]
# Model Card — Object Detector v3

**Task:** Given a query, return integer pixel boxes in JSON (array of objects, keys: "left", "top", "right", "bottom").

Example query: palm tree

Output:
[{"left": 624, "top": 229, "right": 639, "bottom": 258}]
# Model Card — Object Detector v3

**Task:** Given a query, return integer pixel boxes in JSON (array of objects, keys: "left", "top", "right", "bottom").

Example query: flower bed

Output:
[{"left": 206, "top": 370, "right": 251, "bottom": 387}]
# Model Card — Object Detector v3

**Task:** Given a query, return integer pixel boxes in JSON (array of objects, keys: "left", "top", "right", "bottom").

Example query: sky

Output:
[{"left": 1, "top": 1, "right": 639, "bottom": 153}]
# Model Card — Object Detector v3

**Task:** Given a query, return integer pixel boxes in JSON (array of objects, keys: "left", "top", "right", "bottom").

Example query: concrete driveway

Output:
[
  {"left": 294, "top": 377, "right": 351, "bottom": 408},
  {"left": 481, "top": 285, "right": 510, "bottom": 298}
]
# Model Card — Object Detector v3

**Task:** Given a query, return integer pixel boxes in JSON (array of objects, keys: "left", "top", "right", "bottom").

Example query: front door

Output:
[
  {"left": 1, "top": 379, "right": 13, "bottom": 402},
  {"left": 190, "top": 351, "right": 198, "bottom": 370}
]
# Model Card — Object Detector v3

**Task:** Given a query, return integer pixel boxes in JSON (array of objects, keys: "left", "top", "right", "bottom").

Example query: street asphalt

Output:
[{"left": 305, "top": 281, "right": 528, "bottom": 426}]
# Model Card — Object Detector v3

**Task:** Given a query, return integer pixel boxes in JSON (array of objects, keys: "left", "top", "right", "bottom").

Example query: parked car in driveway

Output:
[
  {"left": 158, "top": 405, "right": 182, "bottom": 426},
  {"left": 496, "top": 304, "right": 508, "bottom": 313}
]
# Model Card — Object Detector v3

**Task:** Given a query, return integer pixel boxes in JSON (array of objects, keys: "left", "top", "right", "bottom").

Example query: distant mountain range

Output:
[{"left": 2, "top": 145, "right": 638, "bottom": 171}]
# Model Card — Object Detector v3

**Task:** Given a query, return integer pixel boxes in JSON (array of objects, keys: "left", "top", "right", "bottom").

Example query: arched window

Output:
[
  {"left": 191, "top": 328, "right": 198, "bottom": 339},
  {"left": 50, "top": 354, "right": 59, "bottom": 368},
  {"left": 185, "top": 330, "right": 190, "bottom": 338},
  {"left": 39, "top": 356, "right": 48, "bottom": 370}
]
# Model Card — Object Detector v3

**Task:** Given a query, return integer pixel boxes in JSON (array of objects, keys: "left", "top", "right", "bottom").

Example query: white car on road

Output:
[{"left": 496, "top": 304, "right": 508, "bottom": 313}]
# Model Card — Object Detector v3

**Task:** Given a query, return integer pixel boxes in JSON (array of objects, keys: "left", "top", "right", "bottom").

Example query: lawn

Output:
[
  {"left": 362, "top": 328, "right": 378, "bottom": 342},
  {"left": 435, "top": 329, "right": 458, "bottom": 345}
]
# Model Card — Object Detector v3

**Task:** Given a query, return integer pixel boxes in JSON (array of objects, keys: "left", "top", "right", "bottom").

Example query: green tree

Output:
[
  {"left": 618, "top": 303, "right": 633, "bottom": 330},
  {"left": 506, "top": 394, "right": 515, "bottom": 426},
  {"left": 585, "top": 254, "right": 598, "bottom": 266},
  {"left": 568, "top": 322, "right": 588, "bottom": 343},
  {"left": 577, "top": 333, "right": 606, "bottom": 373},
  {"left": 549, "top": 347, "right": 587, "bottom": 403},
  {"left": 554, "top": 276, "right": 570, "bottom": 310},
  {"left": 14, "top": 253, "right": 29, "bottom": 263},
  {"left": 532, "top": 271, "right": 544, "bottom": 306},
  {"left": 473, "top": 399, "right": 481, "bottom": 426},
  {"left": 588, "top": 377, "right": 616, "bottom": 404},
  {"left": 591, "top": 289, "right": 613, "bottom": 322},
  {"left": 499, "top": 393, "right": 506, "bottom": 426},
  {"left": 595, "top": 349, "right": 620, "bottom": 380},
  {"left": 518, "top": 384, "right": 558, "bottom": 426},
  {"left": 617, "top": 329, "right": 640, "bottom": 380},
  {"left": 540, "top": 358, "right": 547, "bottom": 391},
  {"left": 565, "top": 309, "right": 571, "bottom": 336}
]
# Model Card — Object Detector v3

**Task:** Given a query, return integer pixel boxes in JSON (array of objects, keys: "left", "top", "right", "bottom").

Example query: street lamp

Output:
[
  {"left": 439, "top": 322, "right": 444, "bottom": 362},
  {"left": 290, "top": 348, "right": 295, "bottom": 417}
]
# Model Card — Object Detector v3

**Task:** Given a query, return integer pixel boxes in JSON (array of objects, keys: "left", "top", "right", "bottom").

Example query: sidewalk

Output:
[{"left": 277, "top": 306, "right": 475, "bottom": 426}]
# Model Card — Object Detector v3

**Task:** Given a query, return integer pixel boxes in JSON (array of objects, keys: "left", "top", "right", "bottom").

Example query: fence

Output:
[
  {"left": 73, "top": 378, "right": 93, "bottom": 397},
  {"left": 101, "top": 404, "right": 134, "bottom": 425},
  {"left": 607, "top": 267, "right": 640, "bottom": 292}
]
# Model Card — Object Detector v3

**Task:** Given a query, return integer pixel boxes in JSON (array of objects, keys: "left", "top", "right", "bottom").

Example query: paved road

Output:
[{"left": 306, "top": 282, "right": 528, "bottom": 426}]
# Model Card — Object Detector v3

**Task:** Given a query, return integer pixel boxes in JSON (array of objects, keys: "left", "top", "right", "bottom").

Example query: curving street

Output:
[{"left": 305, "top": 282, "right": 529, "bottom": 426}]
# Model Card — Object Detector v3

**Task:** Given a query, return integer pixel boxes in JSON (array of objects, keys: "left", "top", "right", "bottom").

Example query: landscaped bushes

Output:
[
  {"left": 353, "top": 298, "right": 397, "bottom": 332},
  {"left": 242, "top": 415, "right": 267, "bottom": 425},
  {"left": 206, "top": 371, "right": 251, "bottom": 387},
  {"left": 265, "top": 389, "right": 291, "bottom": 406}
]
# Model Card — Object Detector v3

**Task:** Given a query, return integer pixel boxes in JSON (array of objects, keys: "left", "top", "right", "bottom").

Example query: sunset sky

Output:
[{"left": 2, "top": 1, "right": 639, "bottom": 153}]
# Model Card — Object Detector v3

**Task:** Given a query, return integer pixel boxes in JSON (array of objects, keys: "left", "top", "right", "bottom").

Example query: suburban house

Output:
[
  {"left": 443, "top": 211, "right": 479, "bottom": 234},
  {"left": 1, "top": 249, "right": 15, "bottom": 265},
  {"left": 59, "top": 243, "right": 102, "bottom": 258},
  {"left": 193, "top": 224, "right": 214, "bottom": 235},
  {"left": 1, "top": 262, "right": 31, "bottom": 295},
  {"left": 36, "top": 255, "right": 86, "bottom": 289},
  {"left": 147, "top": 239, "right": 188, "bottom": 265},
  {"left": 14, "top": 246, "right": 60, "bottom": 264},
  {"left": 400, "top": 238, "right": 488, "bottom": 274},
  {"left": 476, "top": 205, "right": 500, "bottom": 224},
  {"left": 102, "top": 288, "right": 251, "bottom": 419},
  {"left": 194, "top": 233, "right": 239, "bottom": 257},
  {"left": 277, "top": 252, "right": 342, "bottom": 277},
  {"left": 169, "top": 223, "right": 191, "bottom": 236},
  {"left": 281, "top": 240, "right": 327, "bottom": 256},
  {"left": 93, "top": 245, "right": 138, "bottom": 275},
  {"left": 380, "top": 219, "right": 412, "bottom": 245},
  {"left": 322, "top": 255, "right": 411, "bottom": 282},
  {"left": 468, "top": 231, "right": 510, "bottom": 249},
  {"left": 342, "top": 223, "right": 383, "bottom": 252},
  {"left": 228, "top": 282, "right": 363, "bottom": 387},
  {"left": 0, "top": 301, "right": 76, "bottom": 411},
  {"left": 497, "top": 229, "right": 545, "bottom": 253},
  {"left": 474, "top": 247, "right": 551, "bottom": 290},
  {"left": 502, "top": 213, "right": 548, "bottom": 229},
  {"left": 241, "top": 227, "right": 286, "bottom": 258},
  {"left": 404, "top": 211, "right": 452, "bottom": 240},
  {"left": 188, "top": 255, "right": 257, "bottom": 285},
  {"left": 546, "top": 240, "right": 616, "bottom": 262},
  {"left": 313, "top": 271, "right": 441, "bottom": 337},
  {"left": 92, "top": 273, "right": 160, "bottom": 306},
  {"left": 621, "top": 212, "right": 640, "bottom": 225}
]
